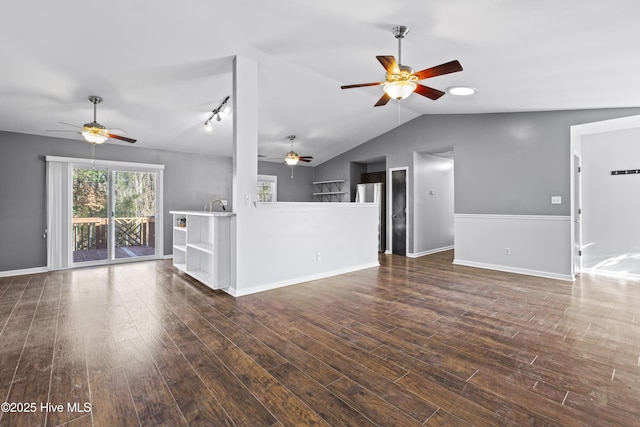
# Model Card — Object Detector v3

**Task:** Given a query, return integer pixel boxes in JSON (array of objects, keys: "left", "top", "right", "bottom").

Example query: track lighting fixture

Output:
[{"left": 204, "top": 95, "right": 230, "bottom": 129}]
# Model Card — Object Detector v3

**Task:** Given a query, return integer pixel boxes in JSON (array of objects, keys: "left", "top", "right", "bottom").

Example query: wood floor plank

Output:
[
  {"left": 289, "top": 330, "right": 439, "bottom": 423},
  {"left": 268, "top": 362, "right": 378, "bottom": 427},
  {"left": 138, "top": 323, "right": 198, "bottom": 386},
  {"left": 327, "top": 376, "right": 425, "bottom": 427},
  {"left": 168, "top": 375, "right": 235, "bottom": 427},
  {"left": 117, "top": 338, "right": 188, "bottom": 427},
  {"left": 172, "top": 306, "right": 329, "bottom": 426},
  {"left": 224, "top": 310, "right": 343, "bottom": 386},
  {"left": 179, "top": 339, "right": 277, "bottom": 427},
  {"left": 89, "top": 366, "right": 139, "bottom": 427}
]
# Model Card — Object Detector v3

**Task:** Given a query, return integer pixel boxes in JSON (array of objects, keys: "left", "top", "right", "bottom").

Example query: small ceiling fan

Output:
[
  {"left": 283, "top": 135, "right": 313, "bottom": 166},
  {"left": 341, "top": 26, "right": 463, "bottom": 107},
  {"left": 259, "top": 135, "right": 313, "bottom": 178},
  {"left": 49, "top": 96, "right": 137, "bottom": 144}
]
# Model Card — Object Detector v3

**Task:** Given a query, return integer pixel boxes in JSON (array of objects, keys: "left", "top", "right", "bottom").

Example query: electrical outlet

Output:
[
  {"left": 245, "top": 195, "right": 250, "bottom": 204},
  {"left": 316, "top": 252, "right": 322, "bottom": 261},
  {"left": 221, "top": 199, "right": 228, "bottom": 206},
  {"left": 551, "top": 196, "right": 562, "bottom": 205},
  {"left": 504, "top": 248, "right": 511, "bottom": 255}
]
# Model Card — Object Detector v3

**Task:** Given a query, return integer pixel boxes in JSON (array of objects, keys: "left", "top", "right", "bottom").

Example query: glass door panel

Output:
[
  {"left": 113, "top": 170, "right": 157, "bottom": 259},
  {"left": 72, "top": 167, "right": 109, "bottom": 263}
]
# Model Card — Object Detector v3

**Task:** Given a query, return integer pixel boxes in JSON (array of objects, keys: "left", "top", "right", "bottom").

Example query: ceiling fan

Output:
[
  {"left": 283, "top": 135, "right": 313, "bottom": 166},
  {"left": 49, "top": 96, "right": 137, "bottom": 144},
  {"left": 258, "top": 135, "right": 313, "bottom": 178},
  {"left": 341, "top": 26, "right": 463, "bottom": 107}
]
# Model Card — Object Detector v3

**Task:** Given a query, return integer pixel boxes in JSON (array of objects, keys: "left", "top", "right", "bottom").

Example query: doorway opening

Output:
[
  {"left": 570, "top": 114, "right": 640, "bottom": 278},
  {"left": 389, "top": 167, "right": 408, "bottom": 256},
  {"left": 412, "top": 149, "right": 455, "bottom": 257}
]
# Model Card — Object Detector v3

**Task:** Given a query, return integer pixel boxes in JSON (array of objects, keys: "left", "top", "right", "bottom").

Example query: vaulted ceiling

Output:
[{"left": 1, "top": 1, "right": 639, "bottom": 165}]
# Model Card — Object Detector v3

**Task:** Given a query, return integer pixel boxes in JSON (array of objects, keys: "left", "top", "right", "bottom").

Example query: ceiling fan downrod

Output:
[
  {"left": 88, "top": 95, "right": 102, "bottom": 123},
  {"left": 391, "top": 26, "right": 409, "bottom": 66}
]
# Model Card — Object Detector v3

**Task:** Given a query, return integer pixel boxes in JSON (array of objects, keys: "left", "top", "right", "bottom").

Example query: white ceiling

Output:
[{"left": 1, "top": 1, "right": 639, "bottom": 165}]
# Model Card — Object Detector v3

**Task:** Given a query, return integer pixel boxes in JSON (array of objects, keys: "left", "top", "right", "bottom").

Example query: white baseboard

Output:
[
  {"left": 0, "top": 266, "right": 48, "bottom": 278},
  {"left": 453, "top": 258, "right": 574, "bottom": 281},
  {"left": 408, "top": 245, "right": 453, "bottom": 258},
  {"left": 225, "top": 261, "right": 380, "bottom": 297}
]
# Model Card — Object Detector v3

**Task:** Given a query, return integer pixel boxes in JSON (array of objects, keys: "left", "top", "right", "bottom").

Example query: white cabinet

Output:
[{"left": 170, "top": 211, "right": 234, "bottom": 290}]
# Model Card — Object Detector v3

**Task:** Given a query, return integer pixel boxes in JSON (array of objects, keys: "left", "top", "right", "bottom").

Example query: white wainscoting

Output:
[{"left": 453, "top": 214, "right": 573, "bottom": 281}]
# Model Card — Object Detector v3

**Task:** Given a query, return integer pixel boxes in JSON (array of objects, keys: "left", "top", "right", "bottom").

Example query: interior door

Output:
[{"left": 391, "top": 168, "right": 407, "bottom": 255}]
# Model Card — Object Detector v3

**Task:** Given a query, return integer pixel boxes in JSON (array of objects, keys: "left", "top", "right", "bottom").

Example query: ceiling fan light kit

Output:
[
  {"left": 81, "top": 96, "right": 110, "bottom": 144},
  {"left": 81, "top": 129, "right": 109, "bottom": 144},
  {"left": 340, "top": 25, "right": 464, "bottom": 107},
  {"left": 285, "top": 153, "right": 299, "bottom": 166},
  {"left": 383, "top": 80, "right": 418, "bottom": 100}
]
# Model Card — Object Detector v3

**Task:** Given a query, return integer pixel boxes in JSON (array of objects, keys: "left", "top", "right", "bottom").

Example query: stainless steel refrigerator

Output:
[{"left": 355, "top": 183, "right": 385, "bottom": 252}]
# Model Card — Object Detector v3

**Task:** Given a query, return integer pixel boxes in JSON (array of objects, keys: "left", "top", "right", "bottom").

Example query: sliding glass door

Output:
[
  {"left": 72, "top": 166, "right": 158, "bottom": 265},
  {"left": 113, "top": 170, "right": 156, "bottom": 259},
  {"left": 72, "top": 167, "right": 109, "bottom": 263}
]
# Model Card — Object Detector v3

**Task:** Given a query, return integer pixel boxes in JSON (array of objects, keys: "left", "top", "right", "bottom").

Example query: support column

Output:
[{"left": 231, "top": 55, "right": 259, "bottom": 291}]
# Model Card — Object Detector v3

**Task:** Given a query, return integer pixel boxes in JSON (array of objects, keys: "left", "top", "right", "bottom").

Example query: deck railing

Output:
[{"left": 72, "top": 217, "right": 155, "bottom": 251}]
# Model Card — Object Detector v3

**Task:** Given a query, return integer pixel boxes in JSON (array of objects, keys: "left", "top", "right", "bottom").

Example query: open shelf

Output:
[
  {"left": 187, "top": 242, "right": 214, "bottom": 254},
  {"left": 313, "top": 179, "right": 346, "bottom": 202},
  {"left": 170, "top": 211, "right": 232, "bottom": 291}
]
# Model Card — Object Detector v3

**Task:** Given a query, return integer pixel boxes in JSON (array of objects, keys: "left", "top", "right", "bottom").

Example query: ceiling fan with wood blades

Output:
[
  {"left": 260, "top": 135, "right": 313, "bottom": 178},
  {"left": 341, "top": 26, "right": 463, "bottom": 107},
  {"left": 48, "top": 96, "right": 137, "bottom": 144},
  {"left": 283, "top": 135, "right": 313, "bottom": 166}
]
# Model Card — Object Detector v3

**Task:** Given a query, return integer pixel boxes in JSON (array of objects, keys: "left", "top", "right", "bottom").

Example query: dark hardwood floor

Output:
[{"left": 1, "top": 250, "right": 639, "bottom": 426}]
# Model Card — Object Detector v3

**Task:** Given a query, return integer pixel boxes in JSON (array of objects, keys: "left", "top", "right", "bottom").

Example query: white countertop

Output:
[{"left": 170, "top": 210, "right": 235, "bottom": 217}]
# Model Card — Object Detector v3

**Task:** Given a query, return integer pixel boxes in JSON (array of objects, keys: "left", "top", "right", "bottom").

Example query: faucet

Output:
[{"left": 207, "top": 199, "right": 226, "bottom": 212}]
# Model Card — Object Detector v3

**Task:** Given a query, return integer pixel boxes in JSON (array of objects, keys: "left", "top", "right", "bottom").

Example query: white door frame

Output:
[
  {"left": 60, "top": 156, "right": 164, "bottom": 267},
  {"left": 569, "top": 114, "right": 640, "bottom": 276}
]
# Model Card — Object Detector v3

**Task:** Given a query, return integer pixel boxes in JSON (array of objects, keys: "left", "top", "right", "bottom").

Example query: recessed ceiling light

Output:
[{"left": 448, "top": 86, "right": 476, "bottom": 96}]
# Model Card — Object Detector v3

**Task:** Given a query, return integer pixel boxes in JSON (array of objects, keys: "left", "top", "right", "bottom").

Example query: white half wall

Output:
[
  {"left": 453, "top": 214, "right": 573, "bottom": 281},
  {"left": 228, "top": 202, "right": 379, "bottom": 296}
]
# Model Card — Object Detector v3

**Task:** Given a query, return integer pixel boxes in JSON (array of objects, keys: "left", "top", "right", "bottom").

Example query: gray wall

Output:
[
  {"left": 0, "top": 131, "right": 232, "bottom": 271},
  {"left": 258, "top": 161, "right": 314, "bottom": 202},
  {"left": 315, "top": 108, "right": 640, "bottom": 252}
]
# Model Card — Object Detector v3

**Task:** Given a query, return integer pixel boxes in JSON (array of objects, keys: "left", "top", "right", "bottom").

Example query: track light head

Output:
[{"left": 203, "top": 95, "right": 230, "bottom": 131}]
